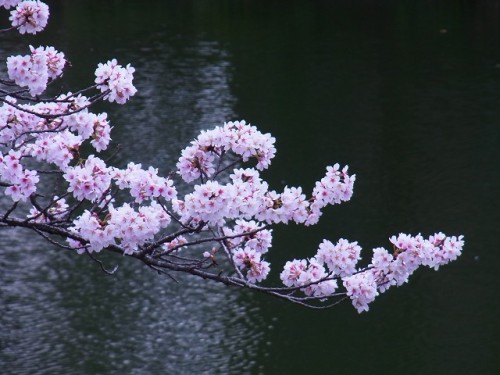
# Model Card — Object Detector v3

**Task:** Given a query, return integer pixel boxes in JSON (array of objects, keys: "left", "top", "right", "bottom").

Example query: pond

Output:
[{"left": 1, "top": 1, "right": 499, "bottom": 374}]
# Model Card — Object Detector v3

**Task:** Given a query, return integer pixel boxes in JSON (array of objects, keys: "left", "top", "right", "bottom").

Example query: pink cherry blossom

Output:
[
  {"left": 232, "top": 247, "right": 271, "bottom": 283},
  {"left": 27, "top": 196, "right": 69, "bottom": 223},
  {"left": 69, "top": 210, "right": 116, "bottom": 253},
  {"left": 69, "top": 201, "right": 171, "bottom": 255},
  {"left": 246, "top": 259, "right": 271, "bottom": 283},
  {"left": 255, "top": 186, "right": 309, "bottom": 224},
  {"left": 298, "top": 258, "right": 338, "bottom": 297},
  {"left": 161, "top": 236, "right": 188, "bottom": 252},
  {"left": 316, "top": 238, "right": 361, "bottom": 277},
  {"left": 175, "top": 180, "right": 237, "bottom": 226},
  {"left": 280, "top": 259, "right": 308, "bottom": 287},
  {"left": 9, "top": 1, "right": 49, "bottom": 34},
  {"left": 280, "top": 257, "right": 337, "bottom": 297},
  {"left": 30, "top": 45, "right": 65, "bottom": 79},
  {"left": 107, "top": 202, "right": 171, "bottom": 254},
  {"left": 224, "top": 220, "right": 273, "bottom": 254},
  {"left": 343, "top": 272, "right": 379, "bottom": 313},
  {"left": 95, "top": 59, "right": 137, "bottom": 104},
  {"left": 306, "top": 164, "right": 356, "bottom": 225},
  {"left": 6, "top": 45, "right": 66, "bottom": 95},
  {"left": 63, "top": 155, "right": 111, "bottom": 201},
  {"left": 112, "top": 162, "right": 177, "bottom": 203},
  {"left": 0, "top": 149, "right": 39, "bottom": 202},
  {"left": 176, "top": 121, "right": 276, "bottom": 183},
  {"left": 0, "top": 0, "right": 22, "bottom": 10},
  {"left": 27, "top": 130, "right": 82, "bottom": 170}
]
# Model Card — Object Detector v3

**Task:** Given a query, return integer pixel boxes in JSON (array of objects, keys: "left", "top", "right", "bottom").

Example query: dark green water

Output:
[{"left": 1, "top": 1, "right": 500, "bottom": 374}]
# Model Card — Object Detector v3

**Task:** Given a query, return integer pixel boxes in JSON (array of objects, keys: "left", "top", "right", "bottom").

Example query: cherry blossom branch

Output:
[{"left": 0, "top": 0, "right": 464, "bottom": 313}]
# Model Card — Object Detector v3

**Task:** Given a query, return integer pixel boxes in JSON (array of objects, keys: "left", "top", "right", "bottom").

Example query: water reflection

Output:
[
  {"left": 1, "top": 227, "right": 265, "bottom": 374},
  {"left": 110, "top": 33, "right": 236, "bottom": 171}
]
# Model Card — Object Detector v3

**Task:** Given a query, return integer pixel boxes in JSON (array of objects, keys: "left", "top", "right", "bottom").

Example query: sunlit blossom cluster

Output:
[{"left": 8, "top": 0, "right": 49, "bottom": 34}]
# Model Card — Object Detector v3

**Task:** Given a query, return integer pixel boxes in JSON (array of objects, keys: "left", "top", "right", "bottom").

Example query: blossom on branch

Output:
[
  {"left": 9, "top": 1, "right": 49, "bottom": 34},
  {"left": 1, "top": 0, "right": 22, "bottom": 10},
  {"left": 63, "top": 156, "right": 112, "bottom": 201},
  {"left": 0, "top": 149, "right": 39, "bottom": 201},
  {"left": 316, "top": 238, "right": 361, "bottom": 277},
  {"left": 343, "top": 272, "right": 379, "bottom": 313},
  {"left": 7, "top": 45, "right": 66, "bottom": 95},
  {"left": 95, "top": 59, "right": 137, "bottom": 104},
  {"left": 0, "top": 0, "right": 465, "bottom": 313},
  {"left": 28, "top": 196, "right": 69, "bottom": 223},
  {"left": 176, "top": 120, "right": 276, "bottom": 182},
  {"left": 112, "top": 162, "right": 177, "bottom": 203}
]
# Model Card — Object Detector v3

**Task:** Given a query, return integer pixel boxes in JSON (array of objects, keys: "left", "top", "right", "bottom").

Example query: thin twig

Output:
[{"left": 86, "top": 251, "right": 119, "bottom": 275}]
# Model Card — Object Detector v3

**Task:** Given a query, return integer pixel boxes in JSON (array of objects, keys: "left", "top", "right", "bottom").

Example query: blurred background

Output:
[{"left": 1, "top": 1, "right": 499, "bottom": 374}]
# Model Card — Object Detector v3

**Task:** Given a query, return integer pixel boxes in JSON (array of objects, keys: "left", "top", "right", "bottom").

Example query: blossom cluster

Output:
[
  {"left": 232, "top": 247, "right": 271, "bottom": 283},
  {"left": 94, "top": 59, "right": 137, "bottom": 104},
  {"left": 372, "top": 233, "right": 464, "bottom": 290},
  {"left": 28, "top": 196, "right": 69, "bottom": 223},
  {"left": 161, "top": 235, "right": 188, "bottom": 252},
  {"left": 8, "top": 1, "right": 49, "bottom": 34},
  {"left": 7, "top": 45, "right": 65, "bottom": 95},
  {"left": 1, "top": 50, "right": 136, "bottom": 210},
  {"left": 316, "top": 238, "right": 361, "bottom": 277},
  {"left": 223, "top": 220, "right": 273, "bottom": 282},
  {"left": 113, "top": 162, "right": 177, "bottom": 203},
  {"left": 280, "top": 233, "right": 464, "bottom": 312},
  {"left": 176, "top": 120, "right": 276, "bottom": 182},
  {"left": 0, "top": 94, "right": 87, "bottom": 144},
  {"left": 173, "top": 126, "right": 355, "bottom": 229},
  {"left": 0, "top": 149, "right": 38, "bottom": 201},
  {"left": 27, "top": 131, "right": 82, "bottom": 169},
  {"left": 172, "top": 162, "right": 353, "bottom": 229},
  {"left": 63, "top": 156, "right": 111, "bottom": 201},
  {"left": 306, "top": 164, "right": 356, "bottom": 225},
  {"left": 0, "top": 0, "right": 22, "bottom": 10},
  {"left": 68, "top": 201, "right": 171, "bottom": 255},
  {"left": 0, "top": 0, "right": 464, "bottom": 314},
  {"left": 224, "top": 219, "right": 273, "bottom": 254},
  {"left": 64, "top": 98, "right": 113, "bottom": 151}
]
